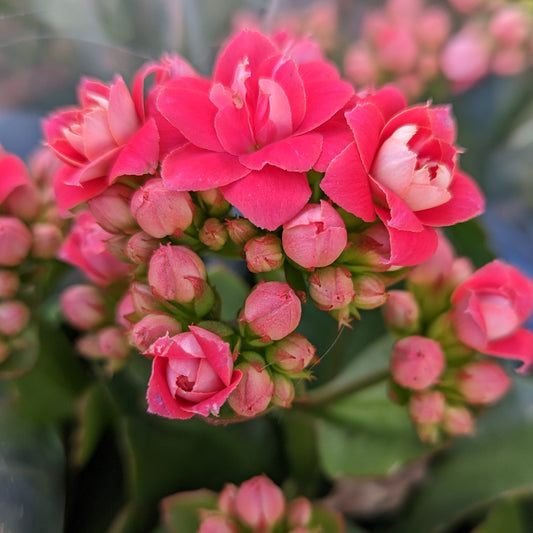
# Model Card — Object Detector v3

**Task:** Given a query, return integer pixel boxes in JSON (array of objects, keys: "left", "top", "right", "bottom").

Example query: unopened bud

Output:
[
  {"left": 390, "top": 336, "right": 445, "bottom": 391},
  {"left": 245, "top": 234, "right": 284, "bottom": 273},
  {"left": 198, "top": 515, "right": 238, "bottom": 533},
  {"left": 266, "top": 333, "right": 316, "bottom": 373},
  {"left": 31, "top": 222, "right": 63, "bottom": 259},
  {"left": 218, "top": 483, "right": 238, "bottom": 514},
  {"left": 228, "top": 362, "right": 274, "bottom": 417},
  {"left": 353, "top": 273, "right": 387, "bottom": 309},
  {"left": 199, "top": 218, "right": 228, "bottom": 250},
  {"left": 0, "top": 300, "right": 30, "bottom": 336},
  {"left": 443, "top": 405, "right": 475, "bottom": 436},
  {"left": 382, "top": 290, "right": 419, "bottom": 334},
  {"left": 456, "top": 360, "right": 510, "bottom": 405},
  {"left": 4, "top": 183, "right": 42, "bottom": 222},
  {"left": 129, "top": 282, "right": 159, "bottom": 317},
  {"left": 87, "top": 184, "right": 136, "bottom": 234},
  {"left": 272, "top": 373, "right": 295, "bottom": 408},
  {"left": 287, "top": 497, "right": 313, "bottom": 528},
  {"left": 131, "top": 313, "right": 182, "bottom": 352},
  {"left": 226, "top": 218, "right": 258, "bottom": 246},
  {"left": 60, "top": 284, "right": 107, "bottom": 330},
  {"left": 0, "top": 270, "right": 19, "bottom": 299},
  {"left": 409, "top": 390, "right": 446, "bottom": 424},
  {"left": 308, "top": 266, "right": 355, "bottom": 311},
  {"left": 0, "top": 216, "right": 32, "bottom": 266},
  {"left": 126, "top": 231, "right": 158, "bottom": 264},
  {"left": 197, "top": 188, "right": 230, "bottom": 216},
  {"left": 97, "top": 327, "right": 130, "bottom": 359}
]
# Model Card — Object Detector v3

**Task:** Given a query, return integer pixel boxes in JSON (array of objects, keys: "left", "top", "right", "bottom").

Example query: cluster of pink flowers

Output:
[
  {"left": 0, "top": 146, "right": 64, "bottom": 369},
  {"left": 384, "top": 233, "right": 533, "bottom": 442},
  {"left": 34, "top": 25, "right": 532, "bottom": 429},
  {"left": 343, "top": 0, "right": 533, "bottom": 100},
  {"left": 163, "top": 474, "right": 344, "bottom": 533}
]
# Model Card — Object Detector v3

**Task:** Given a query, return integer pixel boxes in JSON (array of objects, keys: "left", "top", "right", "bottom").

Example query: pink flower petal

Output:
[
  {"left": 157, "top": 77, "right": 222, "bottom": 152},
  {"left": 321, "top": 142, "right": 376, "bottom": 222},
  {"left": 82, "top": 109, "right": 115, "bottom": 160},
  {"left": 485, "top": 329, "right": 533, "bottom": 373},
  {"left": 0, "top": 153, "right": 32, "bottom": 203},
  {"left": 108, "top": 76, "right": 140, "bottom": 145},
  {"left": 189, "top": 369, "right": 242, "bottom": 417},
  {"left": 162, "top": 144, "right": 250, "bottom": 191},
  {"left": 386, "top": 224, "right": 439, "bottom": 266},
  {"left": 221, "top": 167, "right": 311, "bottom": 230},
  {"left": 238, "top": 134, "right": 322, "bottom": 172},
  {"left": 364, "top": 86, "right": 407, "bottom": 123},
  {"left": 109, "top": 118, "right": 159, "bottom": 181},
  {"left": 374, "top": 184, "right": 424, "bottom": 232},
  {"left": 213, "top": 99, "right": 256, "bottom": 155},
  {"left": 53, "top": 166, "right": 108, "bottom": 211},
  {"left": 189, "top": 325, "right": 232, "bottom": 385},
  {"left": 416, "top": 171, "right": 484, "bottom": 226}
]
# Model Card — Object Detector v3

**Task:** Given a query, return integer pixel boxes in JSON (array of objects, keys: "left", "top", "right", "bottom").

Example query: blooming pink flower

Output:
[
  {"left": 145, "top": 326, "right": 242, "bottom": 419},
  {"left": 321, "top": 86, "right": 484, "bottom": 265},
  {"left": 282, "top": 200, "right": 347, "bottom": 269},
  {"left": 451, "top": 260, "right": 533, "bottom": 372},
  {"left": 59, "top": 211, "right": 133, "bottom": 286},
  {"left": 158, "top": 29, "right": 354, "bottom": 230},
  {"left": 43, "top": 75, "right": 159, "bottom": 210}
]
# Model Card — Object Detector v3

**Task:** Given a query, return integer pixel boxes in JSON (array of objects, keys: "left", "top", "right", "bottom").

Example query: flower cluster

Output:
[
  {"left": 37, "top": 27, "right": 532, "bottom": 430},
  {"left": 384, "top": 233, "right": 533, "bottom": 442},
  {"left": 161, "top": 474, "right": 344, "bottom": 533}
]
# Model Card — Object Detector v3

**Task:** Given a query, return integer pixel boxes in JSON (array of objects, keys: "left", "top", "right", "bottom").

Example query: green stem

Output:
[{"left": 295, "top": 367, "right": 390, "bottom": 408}]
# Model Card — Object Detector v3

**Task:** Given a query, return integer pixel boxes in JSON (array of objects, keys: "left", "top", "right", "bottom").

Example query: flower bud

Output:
[
  {"left": 197, "top": 188, "right": 231, "bottom": 216},
  {"left": 76, "top": 333, "right": 101, "bottom": 358},
  {"left": 225, "top": 218, "right": 258, "bottom": 246},
  {"left": 87, "top": 184, "right": 137, "bottom": 234},
  {"left": 0, "top": 216, "right": 32, "bottom": 266},
  {"left": 0, "top": 300, "right": 30, "bottom": 336},
  {"left": 245, "top": 234, "right": 284, "bottom": 273},
  {"left": 272, "top": 373, "right": 295, "bottom": 408},
  {"left": 148, "top": 244, "right": 209, "bottom": 304},
  {"left": 408, "top": 390, "right": 446, "bottom": 424},
  {"left": 3, "top": 182, "right": 42, "bottom": 222},
  {"left": 218, "top": 483, "right": 238, "bottom": 514},
  {"left": 131, "top": 313, "right": 182, "bottom": 352},
  {"left": 343, "top": 222, "right": 391, "bottom": 270},
  {"left": 353, "top": 273, "right": 387, "bottom": 309},
  {"left": 198, "top": 515, "right": 238, "bottom": 533},
  {"left": 308, "top": 267, "right": 355, "bottom": 311},
  {"left": 390, "top": 336, "right": 445, "bottom": 391},
  {"left": 130, "top": 178, "right": 195, "bottom": 238},
  {"left": 129, "top": 282, "right": 159, "bottom": 317},
  {"left": 228, "top": 362, "right": 274, "bottom": 417},
  {"left": 443, "top": 405, "right": 475, "bottom": 436},
  {"left": 241, "top": 281, "right": 301, "bottom": 342},
  {"left": 456, "top": 360, "right": 511, "bottom": 405},
  {"left": 31, "top": 222, "right": 63, "bottom": 259},
  {"left": 282, "top": 200, "right": 347, "bottom": 269},
  {"left": 287, "top": 497, "right": 313, "bottom": 528},
  {"left": 97, "top": 327, "right": 130, "bottom": 359},
  {"left": 60, "top": 284, "right": 107, "bottom": 330},
  {"left": 125, "top": 231, "right": 158, "bottom": 264},
  {"left": 266, "top": 333, "right": 316, "bottom": 373},
  {"left": 0, "top": 270, "right": 19, "bottom": 299},
  {"left": 234, "top": 475, "right": 286, "bottom": 532},
  {"left": 382, "top": 290, "right": 419, "bottom": 334},
  {"left": 199, "top": 218, "right": 228, "bottom": 251}
]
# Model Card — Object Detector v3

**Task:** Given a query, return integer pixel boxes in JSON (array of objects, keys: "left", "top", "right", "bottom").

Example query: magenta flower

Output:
[
  {"left": 145, "top": 326, "right": 242, "bottom": 420},
  {"left": 0, "top": 147, "right": 35, "bottom": 205},
  {"left": 451, "top": 260, "right": 533, "bottom": 372},
  {"left": 158, "top": 29, "right": 354, "bottom": 230},
  {"left": 321, "top": 86, "right": 484, "bottom": 266}
]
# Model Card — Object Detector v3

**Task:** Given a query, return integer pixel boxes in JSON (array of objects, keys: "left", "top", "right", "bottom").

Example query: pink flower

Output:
[
  {"left": 321, "top": 86, "right": 484, "bottom": 266},
  {"left": 59, "top": 211, "right": 133, "bottom": 286},
  {"left": 145, "top": 326, "right": 242, "bottom": 420},
  {"left": 158, "top": 29, "right": 354, "bottom": 230},
  {"left": 43, "top": 75, "right": 159, "bottom": 210},
  {"left": 0, "top": 147, "right": 38, "bottom": 212},
  {"left": 282, "top": 200, "right": 347, "bottom": 270},
  {"left": 60, "top": 284, "right": 107, "bottom": 330},
  {"left": 0, "top": 216, "right": 32, "bottom": 267},
  {"left": 451, "top": 260, "right": 533, "bottom": 372}
]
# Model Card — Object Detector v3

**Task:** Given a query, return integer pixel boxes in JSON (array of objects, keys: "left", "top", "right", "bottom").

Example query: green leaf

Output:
[
  {"left": 207, "top": 261, "right": 249, "bottom": 322},
  {"left": 0, "top": 325, "right": 39, "bottom": 378},
  {"left": 383, "top": 377, "right": 533, "bottom": 533},
  {"left": 161, "top": 490, "right": 218, "bottom": 533},
  {"left": 474, "top": 498, "right": 525, "bottom": 533},
  {"left": 309, "top": 504, "right": 346, "bottom": 533}
]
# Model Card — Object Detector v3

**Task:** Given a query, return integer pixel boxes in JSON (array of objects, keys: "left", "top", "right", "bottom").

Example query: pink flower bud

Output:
[
  {"left": 228, "top": 362, "right": 274, "bottom": 417},
  {"left": 76, "top": 333, "right": 102, "bottom": 358},
  {"left": 199, "top": 218, "right": 228, "bottom": 251},
  {"left": 234, "top": 475, "right": 286, "bottom": 532},
  {"left": 443, "top": 405, "right": 475, "bottom": 436},
  {"left": 0, "top": 216, "right": 32, "bottom": 266},
  {"left": 417, "top": 7, "right": 450, "bottom": 50},
  {"left": 225, "top": 218, "right": 258, "bottom": 246},
  {"left": 129, "top": 282, "right": 160, "bottom": 317},
  {"left": 197, "top": 188, "right": 231, "bottom": 216},
  {"left": 241, "top": 281, "right": 302, "bottom": 342},
  {"left": 345, "top": 222, "right": 392, "bottom": 270},
  {"left": 97, "top": 326, "right": 130, "bottom": 359},
  {"left": 489, "top": 7, "right": 530, "bottom": 48},
  {"left": 87, "top": 184, "right": 137, "bottom": 234},
  {"left": 266, "top": 333, "right": 316, "bottom": 373},
  {"left": 390, "top": 336, "right": 445, "bottom": 390},
  {"left": 0, "top": 270, "right": 19, "bottom": 299},
  {"left": 308, "top": 267, "right": 355, "bottom": 311},
  {"left": 456, "top": 360, "right": 511, "bottom": 405},
  {"left": 282, "top": 201, "right": 347, "bottom": 269},
  {"left": 130, "top": 178, "right": 195, "bottom": 238},
  {"left": 218, "top": 483, "right": 238, "bottom": 514},
  {"left": 0, "top": 300, "right": 30, "bottom": 336},
  {"left": 353, "top": 273, "right": 387, "bottom": 309},
  {"left": 148, "top": 244, "right": 208, "bottom": 303},
  {"left": 131, "top": 313, "right": 182, "bottom": 352},
  {"left": 31, "top": 223, "right": 63, "bottom": 259},
  {"left": 125, "top": 231, "right": 158, "bottom": 264},
  {"left": 382, "top": 290, "right": 419, "bottom": 334},
  {"left": 272, "top": 373, "right": 295, "bottom": 408},
  {"left": 344, "top": 44, "right": 379, "bottom": 87},
  {"left": 60, "top": 284, "right": 107, "bottom": 330},
  {"left": 409, "top": 390, "right": 445, "bottom": 424},
  {"left": 287, "top": 497, "right": 312, "bottom": 528},
  {"left": 245, "top": 234, "right": 284, "bottom": 273},
  {"left": 198, "top": 515, "right": 238, "bottom": 533},
  {"left": 3, "top": 183, "right": 42, "bottom": 222}
]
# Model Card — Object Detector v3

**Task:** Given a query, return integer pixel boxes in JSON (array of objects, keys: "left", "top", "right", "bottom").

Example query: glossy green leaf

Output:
[
  {"left": 474, "top": 498, "right": 525, "bottom": 533},
  {"left": 0, "top": 325, "right": 39, "bottom": 379},
  {"left": 207, "top": 261, "right": 249, "bottom": 322}
]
